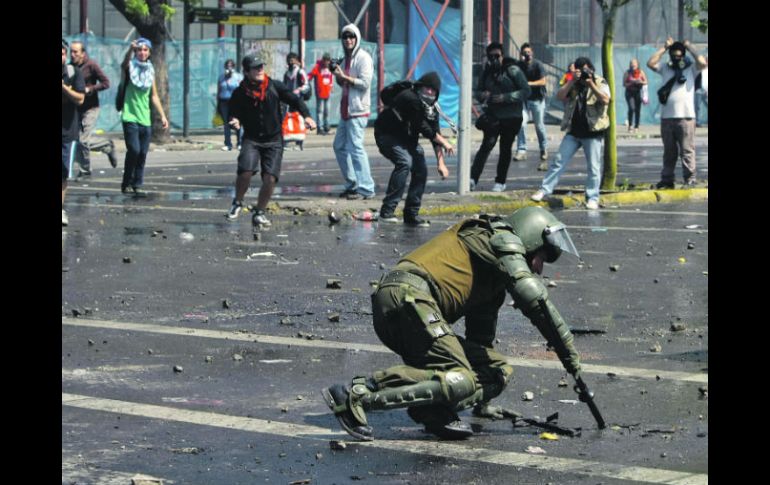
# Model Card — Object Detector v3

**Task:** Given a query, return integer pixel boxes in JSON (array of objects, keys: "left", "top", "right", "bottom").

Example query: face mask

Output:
[{"left": 419, "top": 92, "right": 437, "bottom": 106}]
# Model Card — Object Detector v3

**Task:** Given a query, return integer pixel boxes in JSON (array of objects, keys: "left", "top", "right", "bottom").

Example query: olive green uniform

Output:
[
  {"left": 365, "top": 215, "right": 581, "bottom": 421},
  {"left": 323, "top": 210, "right": 583, "bottom": 439}
]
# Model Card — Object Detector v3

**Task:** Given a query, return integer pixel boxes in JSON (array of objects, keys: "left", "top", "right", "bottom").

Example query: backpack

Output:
[
  {"left": 300, "top": 71, "right": 312, "bottom": 101},
  {"left": 380, "top": 80, "right": 414, "bottom": 107}
]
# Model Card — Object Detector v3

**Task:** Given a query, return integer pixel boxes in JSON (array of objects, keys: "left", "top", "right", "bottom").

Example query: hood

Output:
[
  {"left": 341, "top": 24, "right": 362, "bottom": 58},
  {"left": 415, "top": 71, "right": 441, "bottom": 100}
]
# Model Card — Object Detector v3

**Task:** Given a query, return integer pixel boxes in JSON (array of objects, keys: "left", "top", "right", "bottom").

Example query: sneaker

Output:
[
  {"left": 62, "top": 210, "right": 69, "bottom": 227},
  {"left": 252, "top": 209, "right": 271, "bottom": 227},
  {"left": 492, "top": 183, "right": 506, "bottom": 192},
  {"left": 321, "top": 384, "right": 374, "bottom": 441},
  {"left": 404, "top": 217, "right": 430, "bottom": 227},
  {"left": 132, "top": 187, "right": 147, "bottom": 198},
  {"left": 513, "top": 151, "right": 527, "bottom": 161},
  {"left": 655, "top": 181, "right": 675, "bottom": 189},
  {"left": 530, "top": 189, "right": 546, "bottom": 202},
  {"left": 226, "top": 200, "right": 243, "bottom": 220},
  {"left": 683, "top": 179, "right": 697, "bottom": 187},
  {"left": 121, "top": 186, "right": 130, "bottom": 194},
  {"left": 469, "top": 179, "right": 476, "bottom": 192},
  {"left": 540, "top": 150, "right": 548, "bottom": 161},
  {"left": 379, "top": 213, "right": 399, "bottom": 223},
  {"left": 221, "top": 146, "right": 232, "bottom": 151},
  {"left": 345, "top": 192, "right": 361, "bottom": 200},
  {"left": 77, "top": 169, "right": 92, "bottom": 178},
  {"left": 107, "top": 149, "right": 118, "bottom": 168},
  {"left": 537, "top": 161, "right": 548, "bottom": 171},
  {"left": 585, "top": 199, "right": 600, "bottom": 210},
  {"left": 339, "top": 188, "right": 357, "bottom": 198}
]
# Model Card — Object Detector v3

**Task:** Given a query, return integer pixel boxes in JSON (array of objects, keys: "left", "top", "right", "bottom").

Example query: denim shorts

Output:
[{"left": 237, "top": 139, "right": 283, "bottom": 181}]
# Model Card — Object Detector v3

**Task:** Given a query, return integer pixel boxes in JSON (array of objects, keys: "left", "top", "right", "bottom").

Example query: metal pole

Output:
[
  {"left": 301, "top": 5, "right": 306, "bottom": 65},
  {"left": 353, "top": 0, "right": 373, "bottom": 26},
  {"left": 378, "top": 0, "right": 385, "bottom": 112},
  {"left": 486, "top": 0, "right": 491, "bottom": 45},
  {"left": 80, "top": 0, "right": 88, "bottom": 33},
  {"left": 183, "top": 0, "right": 190, "bottom": 138},
  {"left": 236, "top": 1, "right": 243, "bottom": 65},
  {"left": 458, "top": 0, "right": 473, "bottom": 195},
  {"left": 589, "top": 0, "right": 596, "bottom": 47},
  {"left": 218, "top": 0, "right": 225, "bottom": 38},
  {"left": 499, "top": 0, "right": 503, "bottom": 44}
]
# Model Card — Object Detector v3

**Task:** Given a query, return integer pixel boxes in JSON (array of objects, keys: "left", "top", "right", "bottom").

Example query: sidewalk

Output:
[{"left": 95, "top": 123, "right": 708, "bottom": 153}]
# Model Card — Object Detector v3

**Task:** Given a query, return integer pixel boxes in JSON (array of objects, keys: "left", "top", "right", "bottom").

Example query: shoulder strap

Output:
[{"left": 66, "top": 64, "right": 75, "bottom": 79}]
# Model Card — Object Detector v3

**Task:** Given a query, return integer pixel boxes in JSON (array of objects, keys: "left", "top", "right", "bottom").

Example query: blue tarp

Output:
[{"left": 407, "top": 1, "right": 461, "bottom": 128}]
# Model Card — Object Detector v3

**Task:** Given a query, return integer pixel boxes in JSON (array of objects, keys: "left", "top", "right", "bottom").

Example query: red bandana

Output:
[{"left": 241, "top": 77, "right": 270, "bottom": 105}]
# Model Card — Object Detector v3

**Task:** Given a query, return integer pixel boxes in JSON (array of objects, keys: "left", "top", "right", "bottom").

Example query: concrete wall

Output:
[
  {"left": 313, "top": 2, "right": 339, "bottom": 41},
  {"left": 508, "top": 0, "right": 529, "bottom": 55}
]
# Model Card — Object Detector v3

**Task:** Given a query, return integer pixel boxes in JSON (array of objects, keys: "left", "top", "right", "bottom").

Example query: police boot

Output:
[
  {"left": 407, "top": 405, "right": 473, "bottom": 440},
  {"left": 321, "top": 379, "right": 374, "bottom": 441}
]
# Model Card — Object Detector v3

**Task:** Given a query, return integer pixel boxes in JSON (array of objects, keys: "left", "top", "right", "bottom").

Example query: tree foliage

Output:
[{"left": 684, "top": 0, "right": 708, "bottom": 33}]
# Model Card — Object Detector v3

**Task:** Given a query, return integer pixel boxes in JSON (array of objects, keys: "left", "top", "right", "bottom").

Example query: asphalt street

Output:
[{"left": 62, "top": 136, "right": 708, "bottom": 484}]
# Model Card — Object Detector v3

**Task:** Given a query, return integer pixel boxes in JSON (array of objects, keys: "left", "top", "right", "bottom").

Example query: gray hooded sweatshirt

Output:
[{"left": 338, "top": 24, "right": 373, "bottom": 118}]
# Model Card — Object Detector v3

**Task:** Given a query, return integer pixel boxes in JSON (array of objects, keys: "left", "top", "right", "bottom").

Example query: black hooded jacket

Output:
[{"left": 375, "top": 72, "right": 442, "bottom": 145}]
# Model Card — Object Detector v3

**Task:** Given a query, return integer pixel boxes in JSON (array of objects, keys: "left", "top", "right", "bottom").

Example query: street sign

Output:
[{"left": 189, "top": 8, "right": 299, "bottom": 26}]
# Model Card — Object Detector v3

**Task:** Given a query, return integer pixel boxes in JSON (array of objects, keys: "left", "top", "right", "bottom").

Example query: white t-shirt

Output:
[{"left": 656, "top": 62, "right": 702, "bottom": 119}]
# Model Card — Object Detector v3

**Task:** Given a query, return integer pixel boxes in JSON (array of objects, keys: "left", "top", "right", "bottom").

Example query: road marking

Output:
[
  {"left": 61, "top": 318, "right": 707, "bottom": 384},
  {"left": 62, "top": 393, "right": 707, "bottom": 485}
]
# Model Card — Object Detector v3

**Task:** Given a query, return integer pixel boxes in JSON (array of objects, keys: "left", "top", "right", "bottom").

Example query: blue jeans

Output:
[
  {"left": 316, "top": 98, "right": 330, "bottom": 132},
  {"left": 516, "top": 99, "right": 547, "bottom": 153},
  {"left": 376, "top": 133, "right": 427, "bottom": 220},
  {"left": 121, "top": 122, "right": 152, "bottom": 189},
  {"left": 218, "top": 99, "right": 243, "bottom": 148},
  {"left": 333, "top": 116, "right": 375, "bottom": 197},
  {"left": 540, "top": 133, "right": 603, "bottom": 202}
]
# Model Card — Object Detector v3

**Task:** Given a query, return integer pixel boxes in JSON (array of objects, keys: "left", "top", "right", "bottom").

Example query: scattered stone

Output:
[
  {"left": 698, "top": 386, "right": 708, "bottom": 397},
  {"left": 328, "top": 211, "right": 341, "bottom": 224},
  {"left": 123, "top": 257, "right": 132, "bottom": 263},
  {"left": 525, "top": 446, "right": 547, "bottom": 454},
  {"left": 280, "top": 317, "right": 293, "bottom": 325},
  {"left": 222, "top": 299, "right": 231, "bottom": 309},
  {"left": 329, "top": 440, "right": 347, "bottom": 450},
  {"left": 147, "top": 349, "right": 153, "bottom": 354},
  {"left": 640, "top": 389, "right": 648, "bottom": 395},
  {"left": 558, "top": 378, "right": 568, "bottom": 387},
  {"left": 296, "top": 395, "right": 304, "bottom": 400},
  {"left": 171, "top": 447, "right": 203, "bottom": 454},
  {"left": 522, "top": 391, "right": 535, "bottom": 401},
  {"left": 327, "top": 313, "right": 340, "bottom": 322},
  {"left": 547, "top": 281, "right": 558, "bottom": 288},
  {"left": 653, "top": 278, "right": 659, "bottom": 283},
  {"left": 179, "top": 232, "right": 195, "bottom": 242},
  {"left": 369, "top": 280, "right": 379, "bottom": 287},
  {"left": 379, "top": 263, "right": 387, "bottom": 270},
  {"left": 609, "top": 264, "right": 620, "bottom": 272},
  {"left": 281, "top": 407, "right": 288, "bottom": 413},
  {"left": 279, "top": 452, "right": 287, "bottom": 458},
  {"left": 670, "top": 323, "right": 686, "bottom": 332},
  {"left": 315, "top": 452, "right": 323, "bottom": 460},
  {"left": 204, "top": 356, "right": 213, "bottom": 363},
  {"left": 173, "top": 365, "right": 183, "bottom": 373},
  {"left": 326, "top": 279, "right": 342, "bottom": 289},
  {"left": 650, "top": 343, "right": 662, "bottom": 353},
  {"left": 660, "top": 452, "right": 667, "bottom": 458},
  {"left": 697, "top": 432, "right": 707, "bottom": 438},
  {"left": 72, "top": 309, "right": 82, "bottom": 317},
  {"left": 253, "top": 232, "right": 261, "bottom": 241},
  {"left": 687, "top": 242, "right": 695, "bottom": 250},
  {"left": 88, "top": 339, "right": 95, "bottom": 346},
  {"left": 646, "top": 251, "right": 653, "bottom": 256},
  {"left": 232, "top": 353, "right": 243, "bottom": 361}
]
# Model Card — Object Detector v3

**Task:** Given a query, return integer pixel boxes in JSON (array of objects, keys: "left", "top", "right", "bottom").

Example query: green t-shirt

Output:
[{"left": 122, "top": 82, "right": 152, "bottom": 126}]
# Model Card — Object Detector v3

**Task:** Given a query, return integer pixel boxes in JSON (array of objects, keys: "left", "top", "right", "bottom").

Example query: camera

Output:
[
  {"left": 579, "top": 66, "right": 594, "bottom": 81},
  {"left": 225, "top": 68, "right": 233, "bottom": 77},
  {"left": 329, "top": 57, "right": 344, "bottom": 71}
]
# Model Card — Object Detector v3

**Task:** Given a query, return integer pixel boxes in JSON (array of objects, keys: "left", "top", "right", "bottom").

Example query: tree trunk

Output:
[{"left": 600, "top": 3, "right": 618, "bottom": 191}]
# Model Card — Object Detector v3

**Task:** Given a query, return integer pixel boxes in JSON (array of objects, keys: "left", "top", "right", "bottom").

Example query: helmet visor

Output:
[{"left": 544, "top": 223, "right": 580, "bottom": 260}]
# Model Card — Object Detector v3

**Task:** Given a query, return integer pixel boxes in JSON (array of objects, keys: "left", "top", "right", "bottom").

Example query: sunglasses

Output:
[
  {"left": 341, "top": 34, "right": 356, "bottom": 39},
  {"left": 487, "top": 53, "right": 501, "bottom": 59},
  {"left": 248, "top": 65, "right": 265, "bottom": 71}
]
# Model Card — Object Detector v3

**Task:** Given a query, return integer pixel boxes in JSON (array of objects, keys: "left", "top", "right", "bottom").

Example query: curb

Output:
[{"left": 415, "top": 187, "right": 708, "bottom": 217}]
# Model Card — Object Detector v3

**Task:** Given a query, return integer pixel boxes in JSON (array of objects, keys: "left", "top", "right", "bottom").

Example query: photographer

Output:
[
  {"left": 217, "top": 59, "right": 244, "bottom": 151},
  {"left": 646, "top": 37, "right": 707, "bottom": 188},
  {"left": 531, "top": 57, "right": 610, "bottom": 210}
]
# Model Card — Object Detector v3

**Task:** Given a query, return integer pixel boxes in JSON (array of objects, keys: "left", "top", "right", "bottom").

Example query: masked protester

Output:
[
  {"left": 646, "top": 37, "right": 708, "bottom": 188},
  {"left": 513, "top": 43, "right": 549, "bottom": 168},
  {"left": 322, "top": 207, "right": 591, "bottom": 441},
  {"left": 470, "top": 42, "right": 530, "bottom": 192},
  {"left": 375, "top": 72, "right": 454, "bottom": 227}
]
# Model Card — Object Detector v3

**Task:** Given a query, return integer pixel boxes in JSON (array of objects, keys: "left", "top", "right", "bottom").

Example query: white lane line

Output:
[
  {"left": 62, "top": 393, "right": 707, "bottom": 485},
  {"left": 572, "top": 225, "right": 707, "bottom": 233},
  {"left": 597, "top": 209, "right": 707, "bottom": 217},
  {"left": 61, "top": 318, "right": 707, "bottom": 384}
]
